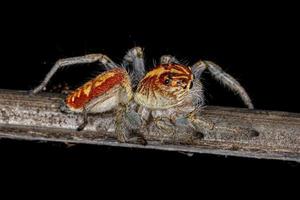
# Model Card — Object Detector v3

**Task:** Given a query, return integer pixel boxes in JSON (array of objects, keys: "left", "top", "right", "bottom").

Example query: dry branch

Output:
[{"left": 0, "top": 89, "right": 299, "bottom": 162}]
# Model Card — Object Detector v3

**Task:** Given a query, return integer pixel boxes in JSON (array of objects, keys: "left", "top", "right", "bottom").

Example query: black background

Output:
[{"left": 0, "top": 2, "right": 299, "bottom": 180}]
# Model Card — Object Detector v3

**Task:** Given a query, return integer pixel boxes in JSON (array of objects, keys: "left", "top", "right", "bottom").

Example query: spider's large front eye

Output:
[{"left": 164, "top": 79, "right": 171, "bottom": 85}]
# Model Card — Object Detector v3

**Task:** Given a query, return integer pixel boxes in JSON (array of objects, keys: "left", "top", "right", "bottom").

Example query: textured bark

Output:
[{"left": 0, "top": 89, "right": 299, "bottom": 162}]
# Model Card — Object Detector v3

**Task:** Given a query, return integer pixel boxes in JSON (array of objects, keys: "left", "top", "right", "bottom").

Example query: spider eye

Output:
[
  {"left": 189, "top": 81, "right": 193, "bottom": 89},
  {"left": 164, "top": 79, "right": 171, "bottom": 85}
]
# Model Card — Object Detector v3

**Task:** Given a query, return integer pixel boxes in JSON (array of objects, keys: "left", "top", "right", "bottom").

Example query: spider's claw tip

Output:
[
  {"left": 76, "top": 124, "right": 86, "bottom": 131},
  {"left": 137, "top": 137, "right": 147, "bottom": 145},
  {"left": 194, "top": 131, "right": 205, "bottom": 140}
]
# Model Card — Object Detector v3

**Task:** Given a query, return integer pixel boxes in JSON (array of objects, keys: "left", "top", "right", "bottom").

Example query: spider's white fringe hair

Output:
[
  {"left": 192, "top": 63, "right": 206, "bottom": 80},
  {"left": 128, "top": 69, "right": 138, "bottom": 87},
  {"left": 120, "top": 63, "right": 137, "bottom": 88},
  {"left": 190, "top": 80, "right": 205, "bottom": 109},
  {"left": 128, "top": 65, "right": 145, "bottom": 89},
  {"left": 177, "top": 57, "right": 206, "bottom": 108}
]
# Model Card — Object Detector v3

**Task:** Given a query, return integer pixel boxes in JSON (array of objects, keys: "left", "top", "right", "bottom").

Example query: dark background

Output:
[{"left": 0, "top": 2, "right": 299, "bottom": 179}]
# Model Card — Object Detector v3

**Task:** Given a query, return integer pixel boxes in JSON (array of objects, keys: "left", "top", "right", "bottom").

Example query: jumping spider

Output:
[{"left": 31, "top": 47, "right": 254, "bottom": 143}]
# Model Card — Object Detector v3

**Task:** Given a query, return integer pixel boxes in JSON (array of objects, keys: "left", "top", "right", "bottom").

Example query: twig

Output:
[{"left": 0, "top": 89, "right": 299, "bottom": 162}]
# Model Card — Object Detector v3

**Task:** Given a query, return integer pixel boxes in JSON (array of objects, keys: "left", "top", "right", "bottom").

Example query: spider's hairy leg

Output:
[
  {"left": 187, "top": 111, "right": 214, "bottom": 131},
  {"left": 178, "top": 109, "right": 258, "bottom": 139},
  {"left": 125, "top": 105, "right": 147, "bottom": 144},
  {"left": 76, "top": 107, "right": 89, "bottom": 131},
  {"left": 123, "top": 47, "right": 145, "bottom": 88},
  {"left": 183, "top": 112, "right": 259, "bottom": 139},
  {"left": 115, "top": 103, "right": 146, "bottom": 144},
  {"left": 31, "top": 54, "right": 118, "bottom": 94},
  {"left": 172, "top": 110, "right": 214, "bottom": 139},
  {"left": 192, "top": 60, "right": 254, "bottom": 109},
  {"left": 160, "top": 55, "right": 180, "bottom": 64},
  {"left": 115, "top": 105, "right": 128, "bottom": 142}
]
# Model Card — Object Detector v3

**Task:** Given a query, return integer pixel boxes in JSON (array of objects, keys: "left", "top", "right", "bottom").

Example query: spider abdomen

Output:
[{"left": 66, "top": 68, "right": 132, "bottom": 112}]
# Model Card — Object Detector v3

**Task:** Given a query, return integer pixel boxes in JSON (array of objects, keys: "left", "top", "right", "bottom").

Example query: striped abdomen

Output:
[{"left": 66, "top": 68, "right": 132, "bottom": 112}]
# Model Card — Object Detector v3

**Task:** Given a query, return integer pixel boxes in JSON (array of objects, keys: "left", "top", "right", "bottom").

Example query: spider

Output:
[{"left": 31, "top": 47, "right": 254, "bottom": 144}]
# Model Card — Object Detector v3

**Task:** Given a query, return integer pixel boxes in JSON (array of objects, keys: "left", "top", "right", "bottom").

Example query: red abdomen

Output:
[{"left": 66, "top": 68, "right": 127, "bottom": 110}]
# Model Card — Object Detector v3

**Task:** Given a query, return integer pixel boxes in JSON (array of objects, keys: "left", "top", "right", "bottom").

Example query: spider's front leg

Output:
[
  {"left": 192, "top": 60, "right": 254, "bottom": 109},
  {"left": 174, "top": 110, "right": 259, "bottom": 140},
  {"left": 115, "top": 102, "right": 147, "bottom": 145},
  {"left": 123, "top": 47, "right": 146, "bottom": 88},
  {"left": 188, "top": 60, "right": 258, "bottom": 138},
  {"left": 31, "top": 53, "right": 118, "bottom": 94},
  {"left": 182, "top": 111, "right": 214, "bottom": 136}
]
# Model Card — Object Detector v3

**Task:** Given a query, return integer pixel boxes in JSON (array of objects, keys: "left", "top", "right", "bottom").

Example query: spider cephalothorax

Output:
[
  {"left": 31, "top": 47, "right": 254, "bottom": 143},
  {"left": 135, "top": 63, "right": 193, "bottom": 109}
]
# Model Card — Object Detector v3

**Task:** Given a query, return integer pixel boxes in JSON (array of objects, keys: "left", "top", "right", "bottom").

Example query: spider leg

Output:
[
  {"left": 31, "top": 54, "right": 118, "bottom": 94},
  {"left": 160, "top": 55, "right": 180, "bottom": 64},
  {"left": 73, "top": 79, "right": 143, "bottom": 143},
  {"left": 192, "top": 60, "right": 254, "bottom": 109},
  {"left": 76, "top": 96, "right": 109, "bottom": 131},
  {"left": 115, "top": 104, "right": 146, "bottom": 144},
  {"left": 187, "top": 113, "right": 259, "bottom": 139},
  {"left": 123, "top": 47, "right": 145, "bottom": 88},
  {"left": 77, "top": 107, "right": 89, "bottom": 131},
  {"left": 123, "top": 106, "right": 147, "bottom": 145},
  {"left": 114, "top": 105, "right": 127, "bottom": 142}
]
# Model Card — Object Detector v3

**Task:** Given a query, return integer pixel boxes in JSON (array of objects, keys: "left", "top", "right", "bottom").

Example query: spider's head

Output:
[{"left": 134, "top": 63, "right": 193, "bottom": 109}]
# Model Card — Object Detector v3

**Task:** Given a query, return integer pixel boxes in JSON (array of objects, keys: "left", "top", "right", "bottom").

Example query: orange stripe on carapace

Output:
[
  {"left": 161, "top": 63, "right": 192, "bottom": 74},
  {"left": 66, "top": 68, "right": 126, "bottom": 109},
  {"left": 138, "top": 63, "right": 192, "bottom": 92}
]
